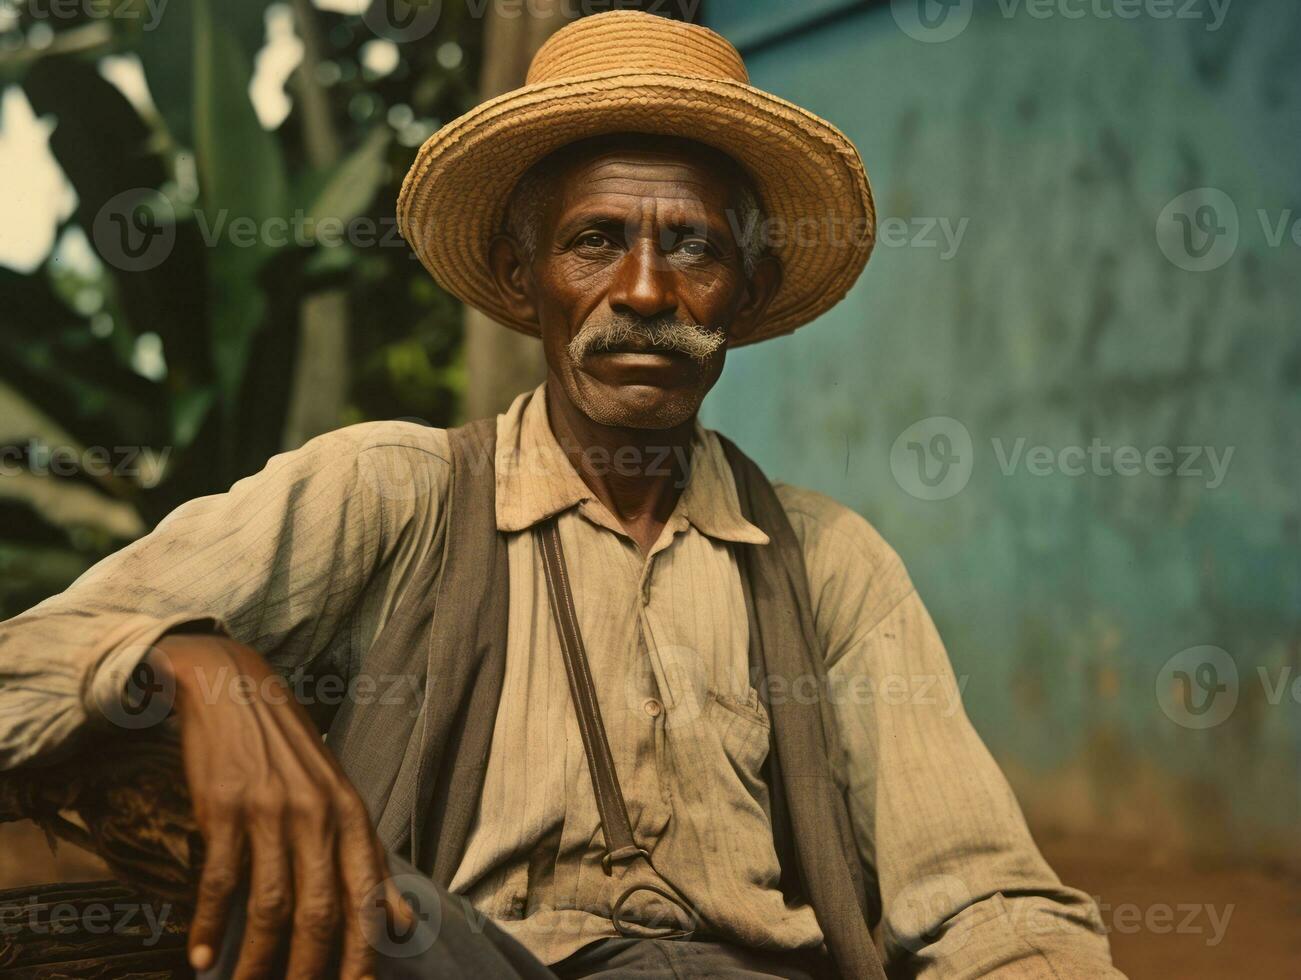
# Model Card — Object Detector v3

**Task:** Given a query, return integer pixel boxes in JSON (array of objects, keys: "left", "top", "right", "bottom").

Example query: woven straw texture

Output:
[{"left": 397, "top": 11, "right": 875, "bottom": 346}]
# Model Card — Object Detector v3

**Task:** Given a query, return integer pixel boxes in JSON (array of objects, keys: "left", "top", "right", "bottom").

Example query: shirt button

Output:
[{"left": 643, "top": 698, "right": 663, "bottom": 718}]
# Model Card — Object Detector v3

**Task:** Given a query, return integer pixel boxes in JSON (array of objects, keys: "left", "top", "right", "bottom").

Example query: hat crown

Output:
[{"left": 526, "top": 11, "right": 749, "bottom": 86}]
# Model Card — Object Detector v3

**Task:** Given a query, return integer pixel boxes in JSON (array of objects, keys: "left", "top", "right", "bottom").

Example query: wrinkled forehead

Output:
[{"left": 536, "top": 134, "right": 755, "bottom": 224}]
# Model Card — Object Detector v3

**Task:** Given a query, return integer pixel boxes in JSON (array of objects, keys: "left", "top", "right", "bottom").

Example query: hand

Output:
[{"left": 155, "top": 634, "right": 411, "bottom": 979}]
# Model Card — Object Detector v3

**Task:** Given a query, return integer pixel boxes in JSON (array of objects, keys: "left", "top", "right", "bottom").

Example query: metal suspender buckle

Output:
[{"left": 602, "top": 845, "right": 651, "bottom": 876}]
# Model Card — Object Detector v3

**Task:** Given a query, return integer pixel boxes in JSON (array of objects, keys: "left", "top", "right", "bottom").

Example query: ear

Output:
[
  {"left": 488, "top": 234, "right": 538, "bottom": 325},
  {"left": 728, "top": 255, "right": 783, "bottom": 343}
]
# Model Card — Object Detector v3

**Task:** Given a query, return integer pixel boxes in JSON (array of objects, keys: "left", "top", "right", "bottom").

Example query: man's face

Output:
[{"left": 490, "top": 138, "right": 780, "bottom": 430}]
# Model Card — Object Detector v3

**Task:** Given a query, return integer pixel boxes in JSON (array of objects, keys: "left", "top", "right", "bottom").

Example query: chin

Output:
[{"left": 575, "top": 377, "right": 704, "bottom": 430}]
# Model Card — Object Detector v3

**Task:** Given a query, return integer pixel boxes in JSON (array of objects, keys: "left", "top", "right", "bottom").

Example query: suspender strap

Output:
[{"left": 536, "top": 518, "right": 700, "bottom": 939}]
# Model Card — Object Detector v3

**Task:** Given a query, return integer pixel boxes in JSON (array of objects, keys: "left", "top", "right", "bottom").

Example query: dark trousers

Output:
[
  {"left": 201, "top": 857, "right": 833, "bottom": 979},
  {"left": 553, "top": 936, "right": 834, "bottom": 979}
]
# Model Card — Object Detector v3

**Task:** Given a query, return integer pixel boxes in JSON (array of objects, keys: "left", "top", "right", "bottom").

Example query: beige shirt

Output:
[{"left": 0, "top": 385, "right": 1121, "bottom": 977}]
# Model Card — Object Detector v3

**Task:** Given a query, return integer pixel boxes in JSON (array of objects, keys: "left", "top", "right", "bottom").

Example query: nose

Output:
[{"left": 607, "top": 239, "right": 678, "bottom": 320}]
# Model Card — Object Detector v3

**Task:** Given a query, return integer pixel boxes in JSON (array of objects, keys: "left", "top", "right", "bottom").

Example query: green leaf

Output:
[
  {"left": 302, "top": 127, "right": 394, "bottom": 235},
  {"left": 193, "top": 0, "right": 289, "bottom": 230},
  {"left": 134, "top": 0, "right": 270, "bottom": 152},
  {"left": 304, "top": 242, "right": 360, "bottom": 279},
  {"left": 192, "top": 0, "right": 288, "bottom": 410},
  {"left": 171, "top": 385, "right": 216, "bottom": 448},
  {"left": 208, "top": 247, "right": 269, "bottom": 420}
]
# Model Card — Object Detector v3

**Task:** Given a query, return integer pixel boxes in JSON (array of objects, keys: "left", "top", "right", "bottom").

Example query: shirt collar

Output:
[{"left": 494, "top": 384, "right": 769, "bottom": 546}]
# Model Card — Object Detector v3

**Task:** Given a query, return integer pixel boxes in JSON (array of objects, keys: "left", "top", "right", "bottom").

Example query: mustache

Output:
[{"left": 567, "top": 315, "right": 726, "bottom": 365}]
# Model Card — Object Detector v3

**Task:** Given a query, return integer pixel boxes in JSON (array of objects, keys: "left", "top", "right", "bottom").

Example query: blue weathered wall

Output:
[{"left": 702, "top": 0, "right": 1300, "bottom": 865}]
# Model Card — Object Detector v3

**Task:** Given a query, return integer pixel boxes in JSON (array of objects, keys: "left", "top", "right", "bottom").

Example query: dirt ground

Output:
[
  {"left": 1, "top": 822, "right": 1297, "bottom": 977},
  {"left": 1039, "top": 832, "right": 1300, "bottom": 979}
]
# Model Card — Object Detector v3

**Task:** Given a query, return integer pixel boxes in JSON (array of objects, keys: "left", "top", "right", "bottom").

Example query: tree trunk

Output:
[
  {"left": 461, "top": 0, "right": 575, "bottom": 422},
  {"left": 282, "top": 0, "right": 348, "bottom": 450}
]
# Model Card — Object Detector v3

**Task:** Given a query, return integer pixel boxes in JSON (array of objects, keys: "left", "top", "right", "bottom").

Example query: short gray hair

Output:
[{"left": 502, "top": 166, "right": 552, "bottom": 265}]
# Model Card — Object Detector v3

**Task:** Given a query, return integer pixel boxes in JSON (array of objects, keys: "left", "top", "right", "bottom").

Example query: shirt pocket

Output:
[{"left": 705, "top": 688, "right": 772, "bottom": 793}]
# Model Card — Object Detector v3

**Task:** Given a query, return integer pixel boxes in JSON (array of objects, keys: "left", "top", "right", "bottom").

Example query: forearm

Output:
[
  {"left": 0, "top": 426, "right": 390, "bottom": 769},
  {"left": 0, "top": 599, "right": 224, "bottom": 768},
  {"left": 895, "top": 888, "right": 1120, "bottom": 979}
]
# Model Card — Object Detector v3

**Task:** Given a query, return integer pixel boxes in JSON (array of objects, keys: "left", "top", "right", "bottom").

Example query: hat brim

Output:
[{"left": 397, "top": 69, "right": 875, "bottom": 346}]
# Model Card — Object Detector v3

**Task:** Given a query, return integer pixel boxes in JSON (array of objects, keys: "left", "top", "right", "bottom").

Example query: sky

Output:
[{"left": 0, "top": 85, "right": 77, "bottom": 274}]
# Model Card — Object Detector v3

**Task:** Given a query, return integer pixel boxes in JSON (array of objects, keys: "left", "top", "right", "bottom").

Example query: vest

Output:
[{"left": 324, "top": 419, "right": 886, "bottom": 980}]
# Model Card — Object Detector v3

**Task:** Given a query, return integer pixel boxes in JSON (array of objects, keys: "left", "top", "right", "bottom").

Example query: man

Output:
[{"left": 0, "top": 12, "right": 1123, "bottom": 980}]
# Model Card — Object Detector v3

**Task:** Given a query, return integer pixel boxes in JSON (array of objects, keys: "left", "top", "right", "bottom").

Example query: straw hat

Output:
[{"left": 397, "top": 11, "right": 875, "bottom": 346}]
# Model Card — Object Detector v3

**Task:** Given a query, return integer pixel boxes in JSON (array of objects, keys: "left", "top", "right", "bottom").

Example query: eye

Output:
[
  {"left": 576, "top": 232, "right": 612, "bottom": 249},
  {"left": 676, "top": 238, "right": 711, "bottom": 258}
]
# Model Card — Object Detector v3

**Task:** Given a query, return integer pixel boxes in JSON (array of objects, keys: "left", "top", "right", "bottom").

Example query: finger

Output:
[
  {"left": 233, "top": 820, "right": 293, "bottom": 980},
  {"left": 307, "top": 741, "right": 407, "bottom": 932},
  {"left": 335, "top": 795, "right": 384, "bottom": 980},
  {"left": 284, "top": 808, "right": 342, "bottom": 980},
  {"left": 189, "top": 820, "right": 245, "bottom": 973},
  {"left": 380, "top": 846, "right": 415, "bottom": 934}
]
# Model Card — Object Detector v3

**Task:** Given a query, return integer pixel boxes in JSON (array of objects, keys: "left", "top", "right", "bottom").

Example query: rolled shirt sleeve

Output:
[
  {"left": 778, "top": 484, "right": 1123, "bottom": 979},
  {"left": 0, "top": 422, "right": 450, "bottom": 771}
]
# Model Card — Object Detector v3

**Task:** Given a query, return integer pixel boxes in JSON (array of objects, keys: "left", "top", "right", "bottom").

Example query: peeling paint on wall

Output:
[{"left": 704, "top": 0, "right": 1300, "bottom": 866}]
